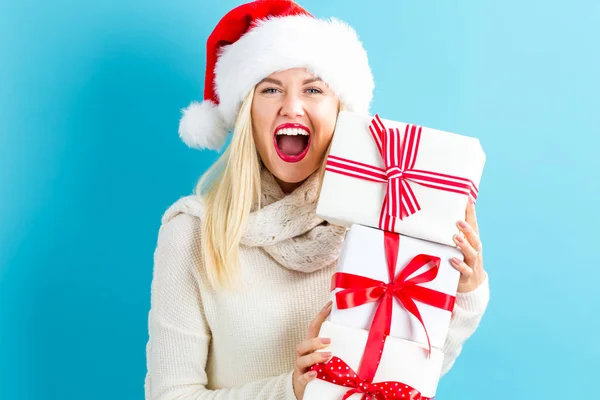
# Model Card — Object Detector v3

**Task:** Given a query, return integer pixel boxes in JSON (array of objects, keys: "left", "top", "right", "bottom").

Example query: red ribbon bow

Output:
[
  {"left": 310, "top": 356, "right": 433, "bottom": 400},
  {"left": 332, "top": 232, "right": 455, "bottom": 381},
  {"left": 326, "top": 114, "right": 479, "bottom": 232}
]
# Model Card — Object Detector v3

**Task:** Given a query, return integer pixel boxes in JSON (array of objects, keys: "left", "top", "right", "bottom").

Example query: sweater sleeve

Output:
[
  {"left": 439, "top": 274, "right": 490, "bottom": 377},
  {"left": 144, "top": 213, "right": 297, "bottom": 400}
]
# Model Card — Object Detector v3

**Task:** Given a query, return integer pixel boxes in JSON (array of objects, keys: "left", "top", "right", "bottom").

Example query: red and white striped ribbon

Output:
[{"left": 326, "top": 114, "right": 478, "bottom": 232}]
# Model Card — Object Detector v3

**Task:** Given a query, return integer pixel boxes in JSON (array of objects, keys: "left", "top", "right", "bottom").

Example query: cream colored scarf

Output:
[{"left": 240, "top": 167, "right": 347, "bottom": 273}]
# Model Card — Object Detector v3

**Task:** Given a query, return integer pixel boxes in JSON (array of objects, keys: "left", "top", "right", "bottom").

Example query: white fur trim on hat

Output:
[{"left": 178, "top": 100, "right": 228, "bottom": 151}]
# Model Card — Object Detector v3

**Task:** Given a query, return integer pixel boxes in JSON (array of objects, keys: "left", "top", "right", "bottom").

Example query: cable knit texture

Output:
[{"left": 144, "top": 168, "right": 490, "bottom": 400}]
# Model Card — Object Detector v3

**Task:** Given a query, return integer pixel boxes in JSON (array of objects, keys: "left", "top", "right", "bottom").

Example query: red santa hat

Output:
[{"left": 178, "top": 0, "right": 374, "bottom": 151}]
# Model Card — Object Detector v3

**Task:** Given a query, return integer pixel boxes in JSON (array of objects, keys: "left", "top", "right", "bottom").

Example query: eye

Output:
[
  {"left": 306, "top": 87, "right": 323, "bottom": 94},
  {"left": 261, "top": 87, "right": 280, "bottom": 94}
]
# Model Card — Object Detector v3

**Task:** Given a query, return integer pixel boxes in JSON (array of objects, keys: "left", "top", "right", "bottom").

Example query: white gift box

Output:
[
  {"left": 316, "top": 111, "right": 485, "bottom": 246},
  {"left": 303, "top": 320, "right": 443, "bottom": 400},
  {"left": 328, "top": 224, "right": 461, "bottom": 349}
]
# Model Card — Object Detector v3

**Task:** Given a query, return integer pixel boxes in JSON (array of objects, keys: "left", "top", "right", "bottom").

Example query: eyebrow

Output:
[
  {"left": 302, "top": 77, "right": 322, "bottom": 85},
  {"left": 257, "top": 77, "right": 323, "bottom": 86},
  {"left": 258, "top": 77, "right": 283, "bottom": 86}
]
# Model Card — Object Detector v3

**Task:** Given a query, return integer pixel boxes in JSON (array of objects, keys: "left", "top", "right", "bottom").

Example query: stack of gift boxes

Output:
[{"left": 304, "top": 111, "right": 486, "bottom": 399}]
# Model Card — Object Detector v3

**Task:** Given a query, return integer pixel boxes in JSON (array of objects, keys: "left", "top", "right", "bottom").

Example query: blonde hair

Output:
[{"left": 196, "top": 88, "right": 343, "bottom": 290}]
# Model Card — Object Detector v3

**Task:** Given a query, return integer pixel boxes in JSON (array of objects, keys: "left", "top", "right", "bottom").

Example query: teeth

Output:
[{"left": 276, "top": 128, "right": 309, "bottom": 136}]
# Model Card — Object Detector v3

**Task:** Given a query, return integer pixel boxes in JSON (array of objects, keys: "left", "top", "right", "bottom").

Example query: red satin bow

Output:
[
  {"left": 325, "top": 114, "right": 479, "bottom": 232},
  {"left": 310, "top": 356, "right": 433, "bottom": 400},
  {"left": 331, "top": 232, "right": 455, "bottom": 380}
]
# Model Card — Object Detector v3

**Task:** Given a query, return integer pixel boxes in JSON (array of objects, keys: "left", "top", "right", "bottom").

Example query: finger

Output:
[
  {"left": 305, "top": 301, "right": 332, "bottom": 340},
  {"left": 465, "top": 198, "right": 480, "bottom": 234},
  {"left": 298, "top": 370, "right": 318, "bottom": 386},
  {"left": 453, "top": 233, "right": 478, "bottom": 262},
  {"left": 456, "top": 219, "right": 482, "bottom": 254},
  {"left": 296, "top": 351, "right": 332, "bottom": 370},
  {"left": 450, "top": 257, "right": 473, "bottom": 279},
  {"left": 296, "top": 337, "right": 330, "bottom": 357}
]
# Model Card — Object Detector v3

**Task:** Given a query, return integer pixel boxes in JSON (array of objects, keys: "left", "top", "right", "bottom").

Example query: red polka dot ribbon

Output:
[
  {"left": 310, "top": 356, "right": 433, "bottom": 400},
  {"left": 331, "top": 232, "right": 455, "bottom": 381},
  {"left": 325, "top": 114, "right": 479, "bottom": 232}
]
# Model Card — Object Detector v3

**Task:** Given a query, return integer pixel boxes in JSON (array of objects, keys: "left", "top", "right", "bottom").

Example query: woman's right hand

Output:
[{"left": 292, "top": 300, "right": 334, "bottom": 400}]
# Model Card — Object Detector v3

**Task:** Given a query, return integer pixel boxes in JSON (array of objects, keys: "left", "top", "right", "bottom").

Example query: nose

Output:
[{"left": 279, "top": 91, "right": 305, "bottom": 118}]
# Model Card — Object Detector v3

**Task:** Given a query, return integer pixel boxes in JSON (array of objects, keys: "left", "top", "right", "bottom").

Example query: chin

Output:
[
  {"left": 272, "top": 166, "right": 313, "bottom": 184},
  {"left": 269, "top": 158, "right": 317, "bottom": 184}
]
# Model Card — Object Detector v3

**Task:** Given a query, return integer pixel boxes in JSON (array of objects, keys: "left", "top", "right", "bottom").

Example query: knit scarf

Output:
[{"left": 240, "top": 166, "right": 347, "bottom": 273}]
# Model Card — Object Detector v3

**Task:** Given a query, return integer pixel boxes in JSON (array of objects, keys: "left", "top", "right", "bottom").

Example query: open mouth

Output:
[{"left": 273, "top": 123, "right": 311, "bottom": 163}]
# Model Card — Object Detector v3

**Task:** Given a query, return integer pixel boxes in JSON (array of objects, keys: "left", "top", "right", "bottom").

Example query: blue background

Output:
[{"left": 1, "top": 1, "right": 597, "bottom": 399}]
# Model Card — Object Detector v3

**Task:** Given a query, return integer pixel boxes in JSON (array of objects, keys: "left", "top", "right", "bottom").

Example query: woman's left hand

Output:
[{"left": 450, "top": 199, "right": 487, "bottom": 293}]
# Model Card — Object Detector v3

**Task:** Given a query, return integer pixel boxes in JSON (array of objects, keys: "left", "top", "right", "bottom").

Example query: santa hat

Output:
[{"left": 179, "top": 0, "right": 374, "bottom": 151}]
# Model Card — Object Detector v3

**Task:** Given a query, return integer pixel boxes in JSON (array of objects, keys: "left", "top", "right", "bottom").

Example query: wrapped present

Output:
[
  {"left": 303, "top": 320, "right": 443, "bottom": 400},
  {"left": 328, "top": 224, "right": 460, "bottom": 350},
  {"left": 316, "top": 111, "right": 485, "bottom": 246}
]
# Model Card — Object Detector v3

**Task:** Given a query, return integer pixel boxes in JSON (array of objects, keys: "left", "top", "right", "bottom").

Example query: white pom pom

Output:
[{"left": 178, "top": 100, "right": 229, "bottom": 151}]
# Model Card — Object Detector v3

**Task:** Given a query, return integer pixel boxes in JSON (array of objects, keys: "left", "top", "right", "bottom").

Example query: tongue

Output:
[{"left": 277, "top": 135, "right": 306, "bottom": 156}]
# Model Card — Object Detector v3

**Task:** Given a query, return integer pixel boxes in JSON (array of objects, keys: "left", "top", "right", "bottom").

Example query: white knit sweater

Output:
[{"left": 144, "top": 173, "right": 490, "bottom": 400}]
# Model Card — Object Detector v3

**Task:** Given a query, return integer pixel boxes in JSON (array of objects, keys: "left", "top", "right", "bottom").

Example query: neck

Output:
[{"left": 274, "top": 176, "right": 306, "bottom": 194}]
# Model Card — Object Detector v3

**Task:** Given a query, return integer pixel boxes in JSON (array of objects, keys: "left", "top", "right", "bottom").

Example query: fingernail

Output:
[
  {"left": 469, "top": 198, "right": 475, "bottom": 205},
  {"left": 451, "top": 257, "right": 460, "bottom": 265},
  {"left": 308, "top": 371, "right": 317, "bottom": 377},
  {"left": 454, "top": 234, "right": 464, "bottom": 243},
  {"left": 324, "top": 300, "right": 333, "bottom": 309},
  {"left": 321, "top": 352, "right": 332, "bottom": 359},
  {"left": 320, "top": 337, "right": 331, "bottom": 344},
  {"left": 457, "top": 220, "right": 468, "bottom": 229}
]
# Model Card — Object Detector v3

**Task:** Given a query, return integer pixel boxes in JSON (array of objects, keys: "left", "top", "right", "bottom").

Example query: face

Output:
[{"left": 251, "top": 68, "right": 340, "bottom": 193}]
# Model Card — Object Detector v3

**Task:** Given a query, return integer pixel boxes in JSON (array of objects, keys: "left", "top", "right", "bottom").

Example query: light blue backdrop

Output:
[{"left": 1, "top": 1, "right": 597, "bottom": 399}]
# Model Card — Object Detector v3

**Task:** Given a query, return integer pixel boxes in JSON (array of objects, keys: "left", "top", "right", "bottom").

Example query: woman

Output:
[{"left": 145, "top": 1, "right": 489, "bottom": 399}]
